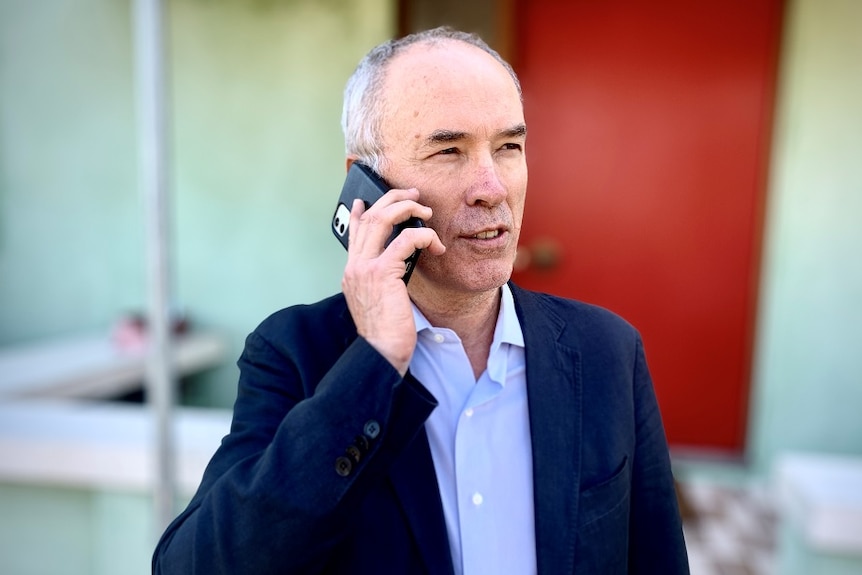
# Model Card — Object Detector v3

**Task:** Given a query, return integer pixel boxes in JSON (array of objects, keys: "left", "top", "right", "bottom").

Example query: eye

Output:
[
  {"left": 501, "top": 143, "right": 522, "bottom": 152},
  {"left": 438, "top": 147, "right": 459, "bottom": 155}
]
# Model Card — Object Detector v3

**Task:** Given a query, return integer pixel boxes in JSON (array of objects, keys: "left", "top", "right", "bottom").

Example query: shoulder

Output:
[
  {"left": 509, "top": 282, "right": 638, "bottom": 341},
  {"left": 256, "top": 292, "right": 350, "bottom": 332},
  {"left": 245, "top": 292, "right": 355, "bottom": 357},
  {"left": 508, "top": 282, "right": 644, "bottom": 369}
]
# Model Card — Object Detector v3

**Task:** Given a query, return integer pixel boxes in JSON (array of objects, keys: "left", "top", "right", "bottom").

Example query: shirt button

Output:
[
  {"left": 433, "top": 333, "right": 445, "bottom": 343},
  {"left": 464, "top": 408, "right": 474, "bottom": 418},
  {"left": 472, "top": 492, "right": 484, "bottom": 506}
]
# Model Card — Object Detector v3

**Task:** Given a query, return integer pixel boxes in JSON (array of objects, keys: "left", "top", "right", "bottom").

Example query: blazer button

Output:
[
  {"left": 363, "top": 420, "right": 380, "bottom": 440},
  {"left": 335, "top": 456, "right": 353, "bottom": 477},
  {"left": 354, "top": 434, "right": 369, "bottom": 452},
  {"left": 345, "top": 445, "right": 362, "bottom": 464}
]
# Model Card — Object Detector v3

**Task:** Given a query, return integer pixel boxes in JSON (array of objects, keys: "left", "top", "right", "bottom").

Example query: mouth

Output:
[
  {"left": 460, "top": 227, "right": 510, "bottom": 250},
  {"left": 472, "top": 229, "right": 502, "bottom": 240}
]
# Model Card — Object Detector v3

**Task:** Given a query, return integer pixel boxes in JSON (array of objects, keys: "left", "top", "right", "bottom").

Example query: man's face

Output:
[{"left": 378, "top": 41, "right": 528, "bottom": 297}]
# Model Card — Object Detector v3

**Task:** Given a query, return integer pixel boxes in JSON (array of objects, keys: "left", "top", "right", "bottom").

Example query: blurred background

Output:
[{"left": 0, "top": 0, "right": 860, "bottom": 573}]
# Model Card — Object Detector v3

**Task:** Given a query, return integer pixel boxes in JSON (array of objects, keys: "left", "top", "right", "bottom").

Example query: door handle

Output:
[{"left": 514, "top": 237, "right": 562, "bottom": 272}]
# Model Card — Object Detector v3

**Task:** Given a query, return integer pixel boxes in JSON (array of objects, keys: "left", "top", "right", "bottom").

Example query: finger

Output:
[
  {"left": 385, "top": 226, "right": 446, "bottom": 259},
  {"left": 347, "top": 198, "right": 366, "bottom": 251},
  {"left": 350, "top": 196, "right": 433, "bottom": 256},
  {"left": 365, "top": 189, "right": 430, "bottom": 226}
]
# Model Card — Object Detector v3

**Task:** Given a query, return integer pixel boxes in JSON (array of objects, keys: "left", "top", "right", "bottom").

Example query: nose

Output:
[{"left": 465, "top": 154, "right": 507, "bottom": 208}]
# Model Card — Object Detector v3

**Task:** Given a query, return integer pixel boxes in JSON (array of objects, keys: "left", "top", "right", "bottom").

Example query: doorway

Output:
[{"left": 511, "top": 0, "right": 783, "bottom": 454}]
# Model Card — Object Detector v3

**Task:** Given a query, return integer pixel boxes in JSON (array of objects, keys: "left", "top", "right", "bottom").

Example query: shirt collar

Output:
[
  {"left": 495, "top": 283, "right": 525, "bottom": 348},
  {"left": 411, "top": 284, "right": 524, "bottom": 349}
]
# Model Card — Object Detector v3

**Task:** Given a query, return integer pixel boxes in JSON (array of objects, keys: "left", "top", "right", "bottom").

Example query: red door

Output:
[{"left": 511, "top": 1, "right": 783, "bottom": 453}]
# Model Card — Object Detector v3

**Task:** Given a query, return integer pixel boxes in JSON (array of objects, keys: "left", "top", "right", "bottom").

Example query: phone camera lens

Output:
[{"left": 334, "top": 217, "right": 347, "bottom": 235}]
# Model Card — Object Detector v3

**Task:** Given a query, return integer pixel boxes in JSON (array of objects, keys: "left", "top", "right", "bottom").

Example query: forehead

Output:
[{"left": 379, "top": 41, "right": 524, "bottom": 145}]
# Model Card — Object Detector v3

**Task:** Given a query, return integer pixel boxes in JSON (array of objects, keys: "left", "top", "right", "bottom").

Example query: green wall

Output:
[
  {"left": 0, "top": 484, "right": 95, "bottom": 575},
  {"left": 0, "top": 0, "right": 141, "bottom": 342},
  {"left": 0, "top": 0, "right": 393, "bottom": 407},
  {"left": 748, "top": 0, "right": 862, "bottom": 473},
  {"left": 0, "top": 484, "right": 156, "bottom": 575},
  {"left": 167, "top": 0, "right": 393, "bottom": 405}
]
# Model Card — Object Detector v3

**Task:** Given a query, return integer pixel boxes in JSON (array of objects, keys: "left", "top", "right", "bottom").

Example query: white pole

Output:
[{"left": 133, "top": 0, "right": 176, "bottom": 533}]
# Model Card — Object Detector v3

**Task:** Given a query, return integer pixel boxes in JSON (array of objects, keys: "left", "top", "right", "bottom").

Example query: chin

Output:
[
  {"left": 430, "top": 261, "right": 513, "bottom": 294},
  {"left": 476, "top": 262, "right": 514, "bottom": 289}
]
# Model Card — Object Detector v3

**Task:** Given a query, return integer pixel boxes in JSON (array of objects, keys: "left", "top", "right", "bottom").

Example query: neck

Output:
[{"left": 410, "top": 284, "right": 502, "bottom": 379}]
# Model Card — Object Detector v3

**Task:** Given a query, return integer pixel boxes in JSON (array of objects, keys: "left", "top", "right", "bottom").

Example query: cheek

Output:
[
  {"left": 509, "top": 178, "right": 528, "bottom": 224},
  {"left": 424, "top": 204, "right": 455, "bottom": 239},
  {"left": 416, "top": 180, "right": 459, "bottom": 224}
]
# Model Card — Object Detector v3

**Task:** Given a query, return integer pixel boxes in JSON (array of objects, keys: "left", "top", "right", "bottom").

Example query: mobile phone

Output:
[{"left": 332, "top": 162, "right": 424, "bottom": 283}]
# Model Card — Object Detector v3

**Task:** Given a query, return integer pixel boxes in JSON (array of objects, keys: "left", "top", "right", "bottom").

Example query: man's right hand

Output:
[{"left": 341, "top": 189, "right": 445, "bottom": 376}]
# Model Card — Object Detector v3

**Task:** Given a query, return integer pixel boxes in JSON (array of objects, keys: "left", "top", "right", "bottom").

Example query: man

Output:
[{"left": 153, "top": 27, "right": 689, "bottom": 574}]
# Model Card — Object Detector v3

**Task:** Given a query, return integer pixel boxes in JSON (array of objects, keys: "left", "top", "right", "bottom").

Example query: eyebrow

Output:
[
  {"left": 502, "top": 123, "right": 528, "bottom": 139},
  {"left": 424, "top": 123, "right": 527, "bottom": 146},
  {"left": 426, "top": 129, "right": 467, "bottom": 145}
]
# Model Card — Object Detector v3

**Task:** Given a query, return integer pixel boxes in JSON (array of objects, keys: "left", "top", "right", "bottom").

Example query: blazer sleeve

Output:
[
  {"left": 152, "top": 311, "right": 437, "bottom": 574},
  {"left": 628, "top": 335, "right": 690, "bottom": 573}
]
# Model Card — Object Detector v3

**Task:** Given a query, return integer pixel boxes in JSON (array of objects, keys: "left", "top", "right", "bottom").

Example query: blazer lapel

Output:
[
  {"left": 388, "top": 427, "right": 455, "bottom": 575},
  {"left": 512, "top": 284, "right": 583, "bottom": 575}
]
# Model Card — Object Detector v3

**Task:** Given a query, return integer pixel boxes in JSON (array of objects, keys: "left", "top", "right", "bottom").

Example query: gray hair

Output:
[{"left": 341, "top": 26, "right": 522, "bottom": 174}]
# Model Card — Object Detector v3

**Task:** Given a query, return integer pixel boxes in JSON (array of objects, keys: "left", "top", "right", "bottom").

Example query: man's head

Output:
[
  {"left": 342, "top": 27, "right": 528, "bottom": 297},
  {"left": 342, "top": 27, "right": 522, "bottom": 173}
]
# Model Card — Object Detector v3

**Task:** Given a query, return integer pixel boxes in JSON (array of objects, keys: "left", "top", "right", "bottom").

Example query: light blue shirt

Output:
[{"left": 410, "top": 284, "right": 536, "bottom": 575}]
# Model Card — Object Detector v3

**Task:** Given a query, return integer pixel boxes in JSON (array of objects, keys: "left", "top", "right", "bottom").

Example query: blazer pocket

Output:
[
  {"left": 575, "top": 457, "right": 631, "bottom": 573},
  {"left": 579, "top": 456, "right": 630, "bottom": 527}
]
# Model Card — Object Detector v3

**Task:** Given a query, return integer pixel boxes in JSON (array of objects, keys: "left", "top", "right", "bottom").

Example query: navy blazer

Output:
[{"left": 153, "top": 283, "right": 689, "bottom": 574}]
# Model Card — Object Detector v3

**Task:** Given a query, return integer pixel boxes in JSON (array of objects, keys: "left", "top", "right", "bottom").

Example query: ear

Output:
[{"left": 345, "top": 157, "right": 357, "bottom": 172}]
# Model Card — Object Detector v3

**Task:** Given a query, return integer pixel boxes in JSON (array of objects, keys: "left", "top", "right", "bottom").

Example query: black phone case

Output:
[{"left": 331, "top": 162, "right": 424, "bottom": 283}]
